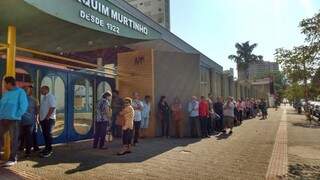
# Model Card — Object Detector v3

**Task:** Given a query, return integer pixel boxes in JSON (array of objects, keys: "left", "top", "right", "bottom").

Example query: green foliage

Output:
[
  {"left": 275, "top": 11, "right": 320, "bottom": 100},
  {"left": 228, "top": 41, "right": 263, "bottom": 70},
  {"left": 284, "top": 83, "right": 304, "bottom": 102}
]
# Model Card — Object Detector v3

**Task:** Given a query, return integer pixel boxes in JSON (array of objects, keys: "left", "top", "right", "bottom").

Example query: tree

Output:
[
  {"left": 275, "top": 11, "right": 320, "bottom": 101},
  {"left": 228, "top": 41, "right": 263, "bottom": 80}
]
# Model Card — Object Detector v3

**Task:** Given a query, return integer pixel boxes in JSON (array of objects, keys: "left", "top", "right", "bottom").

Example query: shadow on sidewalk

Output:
[
  {"left": 291, "top": 122, "right": 320, "bottom": 129},
  {"left": 215, "top": 133, "right": 231, "bottom": 140},
  {"left": 20, "top": 138, "right": 200, "bottom": 175},
  {"left": 289, "top": 163, "right": 320, "bottom": 179}
]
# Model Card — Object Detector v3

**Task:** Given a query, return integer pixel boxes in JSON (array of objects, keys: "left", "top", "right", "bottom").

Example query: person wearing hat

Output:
[
  {"left": 20, "top": 85, "right": 39, "bottom": 158},
  {"left": 117, "top": 97, "right": 134, "bottom": 155},
  {"left": 93, "top": 91, "right": 112, "bottom": 149}
]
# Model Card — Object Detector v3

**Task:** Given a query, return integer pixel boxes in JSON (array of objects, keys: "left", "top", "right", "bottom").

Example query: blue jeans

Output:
[
  {"left": 40, "top": 119, "right": 55, "bottom": 152},
  {"left": 0, "top": 120, "right": 20, "bottom": 161}
]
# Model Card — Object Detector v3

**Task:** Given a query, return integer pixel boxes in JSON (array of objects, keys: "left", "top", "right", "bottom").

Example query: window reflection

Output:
[
  {"left": 97, "top": 81, "right": 112, "bottom": 100},
  {"left": 74, "top": 79, "right": 93, "bottom": 135},
  {"left": 41, "top": 75, "right": 65, "bottom": 137}
]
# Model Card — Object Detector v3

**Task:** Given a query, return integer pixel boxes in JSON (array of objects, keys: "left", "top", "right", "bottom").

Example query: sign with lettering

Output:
[
  {"left": 24, "top": 0, "right": 161, "bottom": 40},
  {"left": 134, "top": 56, "right": 144, "bottom": 65}
]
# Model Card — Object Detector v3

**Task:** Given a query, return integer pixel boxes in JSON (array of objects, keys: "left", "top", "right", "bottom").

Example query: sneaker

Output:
[
  {"left": 40, "top": 150, "right": 52, "bottom": 158},
  {"left": 2, "top": 160, "right": 17, "bottom": 167}
]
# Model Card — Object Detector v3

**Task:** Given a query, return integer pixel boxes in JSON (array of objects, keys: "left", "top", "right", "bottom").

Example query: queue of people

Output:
[{"left": 0, "top": 76, "right": 270, "bottom": 166}]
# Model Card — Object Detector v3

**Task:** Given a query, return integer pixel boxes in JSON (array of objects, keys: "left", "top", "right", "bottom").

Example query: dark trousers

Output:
[
  {"left": 200, "top": 117, "right": 208, "bottom": 137},
  {"left": 133, "top": 121, "right": 141, "bottom": 143},
  {"left": 123, "top": 129, "right": 133, "bottom": 145},
  {"left": 0, "top": 120, "right": 20, "bottom": 161},
  {"left": 93, "top": 121, "right": 108, "bottom": 148},
  {"left": 162, "top": 117, "right": 170, "bottom": 137},
  {"left": 207, "top": 117, "right": 213, "bottom": 134},
  {"left": 40, "top": 119, "right": 55, "bottom": 152},
  {"left": 238, "top": 110, "right": 243, "bottom": 123},
  {"left": 190, "top": 116, "right": 199, "bottom": 138},
  {"left": 20, "top": 124, "right": 33, "bottom": 154},
  {"left": 216, "top": 116, "right": 224, "bottom": 132},
  {"left": 32, "top": 124, "right": 39, "bottom": 150},
  {"left": 111, "top": 111, "right": 122, "bottom": 137}
]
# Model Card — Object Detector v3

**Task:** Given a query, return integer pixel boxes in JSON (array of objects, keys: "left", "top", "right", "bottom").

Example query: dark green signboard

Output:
[{"left": 24, "top": 0, "right": 161, "bottom": 40}]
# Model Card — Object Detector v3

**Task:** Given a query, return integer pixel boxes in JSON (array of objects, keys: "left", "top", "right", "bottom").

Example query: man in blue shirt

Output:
[{"left": 0, "top": 76, "right": 28, "bottom": 166}]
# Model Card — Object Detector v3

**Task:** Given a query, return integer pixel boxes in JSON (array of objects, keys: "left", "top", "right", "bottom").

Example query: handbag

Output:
[{"left": 105, "top": 131, "right": 113, "bottom": 142}]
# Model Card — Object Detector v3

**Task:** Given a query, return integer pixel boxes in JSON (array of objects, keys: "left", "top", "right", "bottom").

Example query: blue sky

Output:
[{"left": 170, "top": 0, "right": 320, "bottom": 72}]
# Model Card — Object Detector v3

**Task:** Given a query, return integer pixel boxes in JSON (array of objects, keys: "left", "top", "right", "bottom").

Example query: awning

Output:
[{"left": 0, "top": 0, "right": 161, "bottom": 53}]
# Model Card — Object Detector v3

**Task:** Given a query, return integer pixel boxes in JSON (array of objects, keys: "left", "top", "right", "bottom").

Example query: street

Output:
[{"left": 1, "top": 105, "right": 320, "bottom": 180}]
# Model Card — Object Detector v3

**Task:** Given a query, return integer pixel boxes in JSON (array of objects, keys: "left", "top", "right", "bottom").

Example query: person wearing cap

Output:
[
  {"left": 93, "top": 91, "right": 112, "bottom": 149},
  {"left": 20, "top": 85, "right": 39, "bottom": 158},
  {"left": 223, "top": 96, "right": 235, "bottom": 134},
  {"left": 117, "top": 97, "right": 134, "bottom": 155},
  {"left": 0, "top": 77, "right": 28, "bottom": 166}
]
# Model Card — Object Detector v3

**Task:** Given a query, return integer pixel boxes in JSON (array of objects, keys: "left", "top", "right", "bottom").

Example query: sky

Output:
[{"left": 170, "top": 0, "right": 320, "bottom": 73}]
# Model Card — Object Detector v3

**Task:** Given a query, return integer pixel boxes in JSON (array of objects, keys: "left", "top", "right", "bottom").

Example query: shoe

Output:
[
  {"left": 33, "top": 147, "right": 40, "bottom": 152},
  {"left": 2, "top": 160, "right": 17, "bottom": 167},
  {"left": 40, "top": 150, "right": 52, "bottom": 158},
  {"left": 229, "top": 131, "right": 233, "bottom": 135}
]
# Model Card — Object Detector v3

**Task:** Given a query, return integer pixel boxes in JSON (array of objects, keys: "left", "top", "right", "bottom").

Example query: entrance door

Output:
[
  {"left": 39, "top": 70, "right": 68, "bottom": 144},
  {"left": 68, "top": 73, "right": 94, "bottom": 141}
]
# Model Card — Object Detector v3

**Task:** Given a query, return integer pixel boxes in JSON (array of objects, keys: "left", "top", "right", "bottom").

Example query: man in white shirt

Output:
[
  {"left": 39, "top": 86, "right": 56, "bottom": 158},
  {"left": 132, "top": 92, "right": 143, "bottom": 145}
]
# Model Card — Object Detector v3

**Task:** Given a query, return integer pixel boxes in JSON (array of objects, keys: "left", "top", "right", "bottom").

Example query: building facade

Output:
[
  {"left": 248, "top": 61, "right": 279, "bottom": 80},
  {"left": 125, "top": 0, "right": 170, "bottom": 30}
]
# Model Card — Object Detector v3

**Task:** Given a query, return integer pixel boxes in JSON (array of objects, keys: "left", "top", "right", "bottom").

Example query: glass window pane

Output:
[
  {"left": 74, "top": 79, "right": 93, "bottom": 135},
  {"left": 41, "top": 75, "right": 65, "bottom": 137},
  {"left": 97, "top": 82, "right": 112, "bottom": 99}
]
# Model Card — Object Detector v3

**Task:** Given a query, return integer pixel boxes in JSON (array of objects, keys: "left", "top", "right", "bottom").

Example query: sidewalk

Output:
[
  {"left": 0, "top": 167, "right": 43, "bottom": 180},
  {"left": 287, "top": 106, "right": 320, "bottom": 179},
  {"left": 4, "top": 108, "right": 285, "bottom": 180}
]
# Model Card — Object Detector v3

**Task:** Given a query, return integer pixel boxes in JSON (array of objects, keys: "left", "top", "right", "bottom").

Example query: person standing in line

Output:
[
  {"left": 0, "top": 77, "right": 28, "bottom": 166},
  {"left": 158, "top": 96, "right": 170, "bottom": 138},
  {"left": 94, "top": 91, "right": 112, "bottom": 149},
  {"left": 111, "top": 90, "right": 123, "bottom": 138},
  {"left": 223, "top": 97, "right": 235, "bottom": 135},
  {"left": 207, "top": 94, "right": 214, "bottom": 135},
  {"left": 241, "top": 99, "right": 246, "bottom": 120},
  {"left": 117, "top": 97, "right": 134, "bottom": 156},
  {"left": 213, "top": 97, "right": 224, "bottom": 132},
  {"left": 132, "top": 92, "right": 144, "bottom": 145},
  {"left": 21, "top": 85, "right": 39, "bottom": 158},
  {"left": 171, "top": 97, "right": 183, "bottom": 138},
  {"left": 140, "top": 95, "right": 151, "bottom": 138},
  {"left": 188, "top": 96, "right": 199, "bottom": 138},
  {"left": 236, "top": 99, "right": 243, "bottom": 124},
  {"left": 259, "top": 98, "right": 268, "bottom": 120},
  {"left": 39, "top": 86, "right": 56, "bottom": 158},
  {"left": 199, "top": 96, "right": 209, "bottom": 138}
]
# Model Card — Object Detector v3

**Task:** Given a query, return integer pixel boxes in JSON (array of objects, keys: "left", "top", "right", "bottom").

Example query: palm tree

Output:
[{"left": 229, "top": 41, "right": 263, "bottom": 79}]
